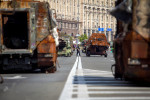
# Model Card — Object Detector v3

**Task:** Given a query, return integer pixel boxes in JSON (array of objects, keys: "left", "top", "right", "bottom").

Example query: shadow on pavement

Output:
[{"left": 73, "top": 75, "right": 150, "bottom": 87}]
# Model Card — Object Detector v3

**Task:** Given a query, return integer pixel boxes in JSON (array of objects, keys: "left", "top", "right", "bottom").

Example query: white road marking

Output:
[
  {"left": 71, "top": 91, "right": 150, "bottom": 94},
  {"left": 59, "top": 57, "right": 87, "bottom": 100},
  {"left": 87, "top": 87, "right": 150, "bottom": 90},
  {"left": 59, "top": 56, "right": 150, "bottom": 100},
  {"left": 4, "top": 75, "right": 26, "bottom": 79},
  {"left": 75, "top": 97, "right": 150, "bottom": 100}
]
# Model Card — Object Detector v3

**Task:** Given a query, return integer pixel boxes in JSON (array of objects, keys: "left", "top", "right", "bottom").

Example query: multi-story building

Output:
[
  {"left": 39, "top": 0, "right": 116, "bottom": 42},
  {"left": 81, "top": 0, "right": 116, "bottom": 41}
]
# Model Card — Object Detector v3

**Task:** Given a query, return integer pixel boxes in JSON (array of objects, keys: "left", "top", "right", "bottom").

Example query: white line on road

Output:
[
  {"left": 87, "top": 87, "right": 150, "bottom": 90},
  {"left": 59, "top": 56, "right": 89, "bottom": 100},
  {"left": 71, "top": 97, "right": 150, "bottom": 100},
  {"left": 59, "top": 56, "right": 150, "bottom": 100},
  {"left": 71, "top": 91, "right": 150, "bottom": 94},
  {"left": 4, "top": 75, "right": 27, "bottom": 79},
  {"left": 59, "top": 57, "right": 78, "bottom": 100}
]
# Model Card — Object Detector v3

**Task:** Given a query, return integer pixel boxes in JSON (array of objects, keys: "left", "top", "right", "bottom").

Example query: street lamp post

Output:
[{"left": 60, "top": 15, "right": 64, "bottom": 32}]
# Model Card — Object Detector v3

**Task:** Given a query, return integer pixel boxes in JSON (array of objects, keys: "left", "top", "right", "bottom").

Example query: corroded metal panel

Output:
[
  {"left": 0, "top": 0, "right": 58, "bottom": 71},
  {"left": 37, "top": 34, "right": 57, "bottom": 67},
  {"left": 111, "top": 0, "right": 150, "bottom": 82},
  {"left": 88, "top": 33, "right": 109, "bottom": 46},
  {"left": 86, "top": 33, "right": 109, "bottom": 56},
  {"left": 0, "top": 0, "right": 55, "bottom": 51},
  {"left": 131, "top": 41, "right": 148, "bottom": 59},
  {"left": 133, "top": 0, "right": 150, "bottom": 41}
]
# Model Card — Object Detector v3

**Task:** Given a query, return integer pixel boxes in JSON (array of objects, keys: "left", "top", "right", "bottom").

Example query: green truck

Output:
[{"left": 58, "top": 39, "right": 72, "bottom": 57}]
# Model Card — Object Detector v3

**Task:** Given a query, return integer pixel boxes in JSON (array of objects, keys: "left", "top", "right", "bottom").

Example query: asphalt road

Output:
[
  {"left": 1, "top": 51, "right": 150, "bottom": 100},
  {"left": 0, "top": 53, "right": 76, "bottom": 100}
]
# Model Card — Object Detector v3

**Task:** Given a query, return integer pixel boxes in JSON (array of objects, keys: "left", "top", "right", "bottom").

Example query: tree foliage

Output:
[{"left": 78, "top": 34, "right": 88, "bottom": 42}]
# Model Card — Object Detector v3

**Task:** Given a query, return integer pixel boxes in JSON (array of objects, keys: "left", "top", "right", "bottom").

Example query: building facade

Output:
[{"left": 39, "top": 0, "right": 116, "bottom": 42}]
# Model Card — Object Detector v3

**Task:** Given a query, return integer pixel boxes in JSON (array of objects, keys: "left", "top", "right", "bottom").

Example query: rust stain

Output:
[{"left": 88, "top": 33, "right": 110, "bottom": 46}]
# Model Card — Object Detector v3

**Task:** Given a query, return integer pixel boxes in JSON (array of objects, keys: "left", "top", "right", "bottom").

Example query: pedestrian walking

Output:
[{"left": 76, "top": 45, "right": 80, "bottom": 56}]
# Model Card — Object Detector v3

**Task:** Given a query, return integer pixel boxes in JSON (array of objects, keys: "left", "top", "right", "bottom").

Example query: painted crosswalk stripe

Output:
[
  {"left": 59, "top": 56, "right": 89, "bottom": 100},
  {"left": 59, "top": 56, "right": 150, "bottom": 100}
]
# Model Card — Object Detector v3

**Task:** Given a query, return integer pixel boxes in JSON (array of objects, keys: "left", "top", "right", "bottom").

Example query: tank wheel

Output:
[{"left": 46, "top": 66, "right": 56, "bottom": 73}]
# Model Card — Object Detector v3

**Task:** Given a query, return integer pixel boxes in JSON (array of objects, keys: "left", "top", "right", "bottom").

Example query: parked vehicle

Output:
[
  {"left": 81, "top": 39, "right": 88, "bottom": 53},
  {"left": 110, "top": 0, "right": 150, "bottom": 82},
  {"left": 0, "top": 0, "right": 59, "bottom": 72},
  {"left": 86, "top": 33, "right": 109, "bottom": 57},
  {"left": 58, "top": 39, "right": 72, "bottom": 57}
]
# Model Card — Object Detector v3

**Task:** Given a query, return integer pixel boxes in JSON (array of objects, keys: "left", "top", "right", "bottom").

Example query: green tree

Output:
[{"left": 78, "top": 34, "right": 88, "bottom": 42}]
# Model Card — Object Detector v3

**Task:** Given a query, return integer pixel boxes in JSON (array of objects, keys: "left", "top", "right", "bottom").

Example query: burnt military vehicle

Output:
[
  {"left": 0, "top": 0, "right": 59, "bottom": 72},
  {"left": 86, "top": 33, "right": 109, "bottom": 57},
  {"left": 110, "top": 0, "right": 150, "bottom": 82},
  {"left": 58, "top": 38, "right": 72, "bottom": 57}
]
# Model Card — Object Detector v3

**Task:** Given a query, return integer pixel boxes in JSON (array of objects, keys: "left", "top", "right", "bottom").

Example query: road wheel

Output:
[{"left": 46, "top": 66, "right": 56, "bottom": 73}]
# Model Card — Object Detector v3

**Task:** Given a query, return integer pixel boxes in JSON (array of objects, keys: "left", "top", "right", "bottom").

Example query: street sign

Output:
[
  {"left": 98, "top": 28, "right": 104, "bottom": 31},
  {"left": 107, "top": 28, "right": 112, "bottom": 31}
]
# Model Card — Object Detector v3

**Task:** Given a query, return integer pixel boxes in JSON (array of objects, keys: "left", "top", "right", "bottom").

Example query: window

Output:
[
  {"left": 84, "top": 30, "right": 86, "bottom": 35},
  {"left": 76, "top": 24, "right": 77, "bottom": 28},
  {"left": 64, "top": 23, "right": 66, "bottom": 28},
  {"left": 97, "top": 0, "right": 99, "bottom": 4},
  {"left": 107, "top": 16, "right": 108, "bottom": 22},
  {"left": 111, "top": 17, "right": 113, "bottom": 22},
  {"left": 111, "top": 24, "right": 113, "bottom": 29},
  {"left": 102, "top": 1, "right": 103, "bottom": 6}
]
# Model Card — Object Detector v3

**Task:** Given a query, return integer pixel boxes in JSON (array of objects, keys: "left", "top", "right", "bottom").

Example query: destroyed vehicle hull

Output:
[
  {"left": 111, "top": 0, "right": 150, "bottom": 83},
  {"left": 86, "top": 45, "right": 108, "bottom": 57},
  {"left": 86, "top": 33, "right": 109, "bottom": 57},
  {"left": 0, "top": 0, "right": 57, "bottom": 72},
  {"left": 58, "top": 39, "right": 72, "bottom": 57}
]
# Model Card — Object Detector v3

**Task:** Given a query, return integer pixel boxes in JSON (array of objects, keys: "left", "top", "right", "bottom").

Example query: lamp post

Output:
[{"left": 60, "top": 14, "right": 64, "bottom": 32}]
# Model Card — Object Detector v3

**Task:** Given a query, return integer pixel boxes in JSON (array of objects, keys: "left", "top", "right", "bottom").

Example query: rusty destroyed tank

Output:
[
  {"left": 0, "top": 0, "right": 59, "bottom": 73},
  {"left": 86, "top": 33, "right": 109, "bottom": 57}
]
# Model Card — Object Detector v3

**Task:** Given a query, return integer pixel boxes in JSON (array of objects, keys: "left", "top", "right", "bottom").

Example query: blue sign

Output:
[
  {"left": 98, "top": 28, "right": 104, "bottom": 31},
  {"left": 107, "top": 28, "right": 112, "bottom": 31}
]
